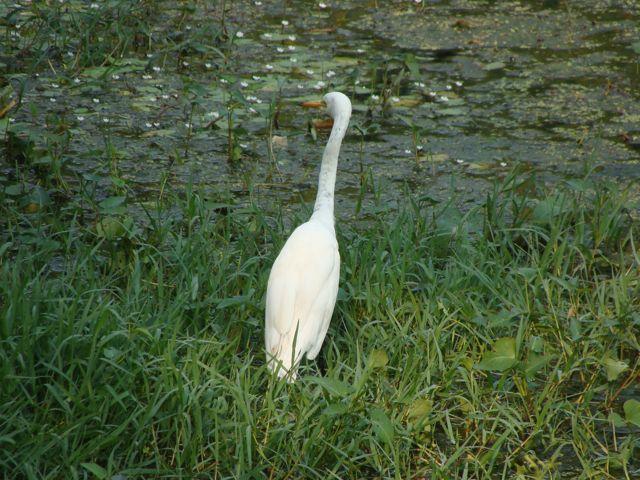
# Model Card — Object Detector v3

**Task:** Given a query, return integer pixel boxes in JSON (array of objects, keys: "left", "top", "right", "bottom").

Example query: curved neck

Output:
[{"left": 311, "top": 112, "right": 349, "bottom": 224}]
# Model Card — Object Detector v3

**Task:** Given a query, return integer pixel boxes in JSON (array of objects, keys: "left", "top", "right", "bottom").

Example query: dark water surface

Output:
[{"left": 2, "top": 0, "right": 640, "bottom": 215}]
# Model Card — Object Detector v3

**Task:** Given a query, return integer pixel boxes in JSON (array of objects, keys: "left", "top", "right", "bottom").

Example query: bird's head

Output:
[{"left": 301, "top": 91, "right": 352, "bottom": 120}]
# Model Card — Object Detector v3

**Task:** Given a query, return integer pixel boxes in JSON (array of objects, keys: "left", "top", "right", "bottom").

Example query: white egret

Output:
[{"left": 265, "top": 91, "right": 352, "bottom": 380}]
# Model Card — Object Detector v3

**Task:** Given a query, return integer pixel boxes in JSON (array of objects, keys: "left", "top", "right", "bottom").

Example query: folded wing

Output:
[{"left": 265, "top": 221, "right": 340, "bottom": 379}]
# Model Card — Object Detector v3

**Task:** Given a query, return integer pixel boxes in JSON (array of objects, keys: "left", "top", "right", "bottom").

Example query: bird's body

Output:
[{"left": 265, "top": 92, "right": 352, "bottom": 380}]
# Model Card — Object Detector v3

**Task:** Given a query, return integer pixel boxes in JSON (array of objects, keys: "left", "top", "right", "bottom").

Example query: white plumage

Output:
[{"left": 265, "top": 92, "right": 352, "bottom": 380}]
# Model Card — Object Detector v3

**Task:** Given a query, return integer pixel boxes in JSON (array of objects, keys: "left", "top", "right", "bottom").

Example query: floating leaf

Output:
[
  {"left": 623, "top": 399, "right": 640, "bottom": 427},
  {"left": 483, "top": 61, "right": 506, "bottom": 71},
  {"left": 476, "top": 337, "right": 517, "bottom": 372},
  {"left": 602, "top": 356, "right": 628, "bottom": 382}
]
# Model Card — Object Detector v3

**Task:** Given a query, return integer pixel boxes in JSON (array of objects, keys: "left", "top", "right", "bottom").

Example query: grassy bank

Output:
[{"left": 1, "top": 172, "right": 639, "bottom": 479}]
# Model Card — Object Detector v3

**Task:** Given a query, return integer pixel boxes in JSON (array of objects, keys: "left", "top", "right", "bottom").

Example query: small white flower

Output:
[
  {"left": 326, "top": 70, "right": 336, "bottom": 78},
  {"left": 102, "top": 117, "right": 109, "bottom": 123},
  {"left": 290, "top": 57, "right": 297, "bottom": 63},
  {"left": 314, "top": 81, "right": 326, "bottom": 90},
  {"left": 240, "top": 143, "right": 248, "bottom": 149},
  {"left": 186, "top": 25, "right": 192, "bottom": 31},
  {"left": 391, "top": 96, "right": 400, "bottom": 103},
  {"left": 111, "top": 74, "right": 120, "bottom": 80},
  {"left": 207, "top": 111, "right": 220, "bottom": 118},
  {"left": 220, "top": 78, "right": 228, "bottom": 84},
  {"left": 162, "top": 94, "right": 169, "bottom": 99},
  {"left": 414, "top": 0, "right": 422, "bottom": 3},
  {"left": 500, "top": 162, "right": 507, "bottom": 167},
  {"left": 319, "top": 2, "right": 327, "bottom": 8},
  {"left": 153, "top": 66, "right": 161, "bottom": 72},
  {"left": 67, "top": 51, "right": 74, "bottom": 57},
  {"left": 277, "top": 47, "right": 284, "bottom": 53},
  {"left": 249, "top": 107, "right": 257, "bottom": 114},
  {"left": 145, "top": 122, "right": 152, "bottom": 128},
  {"left": 51, "top": 83, "right": 59, "bottom": 88},
  {"left": 297, "top": 84, "right": 304, "bottom": 89},
  {"left": 9, "top": 118, "right": 15, "bottom": 123},
  {"left": 417, "top": 145, "right": 424, "bottom": 151},
  {"left": 281, "top": 20, "right": 289, "bottom": 26},
  {"left": 455, "top": 81, "right": 463, "bottom": 87},
  {"left": 240, "top": 81, "right": 249, "bottom": 88},
  {"left": 288, "top": 45, "right": 295, "bottom": 51},
  {"left": 252, "top": 75, "right": 261, "bottom": 81},
  {"left": 445, "top": 85, "right": 452, "bottom": 90},
  {"left": 153, "top": 122, "right": 160, "bottom": 127},
  {"left": 142, "top": 74, "right": 152, "bottom": 80},
  {"left": 288, "top": 35, "right": 296, "bottom": 41},
  {"left": 256, "top": 98, "right": 263, "bottom": 104},
  {"left": 254, "top": 1, "right": 262, "bottom": 5},
  {"left": 356, "top": 48, "right": 365, "bottom": 53},
  {"left": 371, "top": 94, "right": 379, "bottom": 101},
  {"left": 456, "top": 159, "right": 464, "bottom": 164},
  {"left": 236, "top": 31, "right": 244, "bottom": 38},
  {"left": 265, "top": 64, "right": 274, "bottom": 70},
  {"left": 428, "top": 91, "right": 436, "bottom": 97},
  {"left": 306, "top": 69, "right": 314, "bottom": 75},
  {"left": 92, "top": 98, "right": 100, "bottom": 103},
  {"left": 404, "top": 149, "right": 412, "bottom": 154},
  {"left": 205, "top": 63, "right": 212, "bottom": 69},
  {"left": 184, "top": 123, "right": 191, "bottom": 128},
  {"left": 146, "top": 53, "right": 153, "bottom": 58},
  {"left": 355, "top": 79, "right": 360, "bottom": 85},
  {"left": 90, "top": 3, "right": 99, "bottom": 8},
  {"left": 439, "top": 96, "right": 449, "bottom": 102},
  {"left": 264, "top": 33, "right": 272, "bottom": 39},
  {"left": 76, "top": 115, "right": 85, "bottom": 121},
  {"left": 182, "top": 61, "right": 189, "bottom": 67},
  {"left": 246, "top": 95, "right": 257, "bottom": 102}
]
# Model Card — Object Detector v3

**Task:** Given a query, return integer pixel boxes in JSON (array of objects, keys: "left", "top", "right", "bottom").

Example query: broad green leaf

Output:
[
  {"left": 305, "top": 376, "right": 353, "bottom": 397},
  {"left": 216, "top": 291, "right": 254, "bottom": 310},
  {"left": 370, "top": 407, "right": 394, "bottom": 445},
  {"left": 608, "top": 411, "right": 626, "bottom": 428},
  {"left": 98, "top": 196, "right": 126, "bottom": 213},
  {"left": 323, "top": 403, "right": 349, "bottom": 416},
  {"left": 476, "top": 337, "right": 517, "bottom": 372},
  {"left": 95, "top": 216, "right": 125, "bottom": 240},
  {"left": 524, "top": 353, "right": 552, "bottom": 377},
  {"left": 623, "top": 399, "right": 640, "bottom": 427},
  {"left": 602, "top": 356, "right": 628, "bottom": 382},
  {"left": 407, "top": 398, "right": 432, "bottom": 420},
  {"left": 81, "top": 463, "right": 107, "bottom": 479},
  {"left": 368, "top": 349, "right": 388, "bottom": 369}
]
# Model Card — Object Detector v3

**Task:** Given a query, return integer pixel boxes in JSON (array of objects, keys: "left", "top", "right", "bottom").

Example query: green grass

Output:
[
  {"left": 1, "top": 172, "right": 639, "bottom": 479},
  {"left": 2, "top": 1, "right": 640, "bottom": 478}
]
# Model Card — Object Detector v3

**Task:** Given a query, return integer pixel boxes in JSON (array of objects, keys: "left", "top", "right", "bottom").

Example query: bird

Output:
[{"left": 265, "top": 91, "right": 352, "bottom": 381}]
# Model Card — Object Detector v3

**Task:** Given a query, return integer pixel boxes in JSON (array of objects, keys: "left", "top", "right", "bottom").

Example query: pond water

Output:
[{"left": 2, "top": 0, "right": 640, "bottom": 215}]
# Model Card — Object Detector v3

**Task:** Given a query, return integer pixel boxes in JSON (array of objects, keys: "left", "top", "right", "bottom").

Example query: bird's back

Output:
[{"left": 265, "top": 220, "right": 340, "bottom": 379}]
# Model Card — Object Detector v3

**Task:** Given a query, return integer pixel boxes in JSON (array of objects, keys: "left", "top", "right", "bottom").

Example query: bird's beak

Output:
[{"left": 300, "top": 100, "right": 326, "bottom": 109}]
